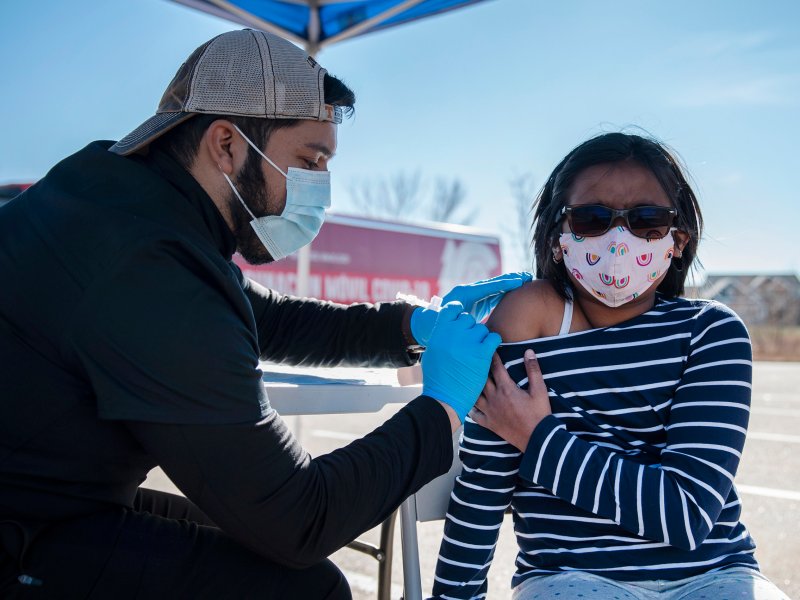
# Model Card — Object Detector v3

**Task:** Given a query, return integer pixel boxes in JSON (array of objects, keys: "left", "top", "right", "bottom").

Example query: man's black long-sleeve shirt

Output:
[{"left": 0, "top": 141, "right": 452, "bottom": 568}]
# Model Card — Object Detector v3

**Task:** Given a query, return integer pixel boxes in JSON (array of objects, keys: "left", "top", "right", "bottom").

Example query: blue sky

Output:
[{"left": 2, "top": 0, "right": 799, "bottom": 280}]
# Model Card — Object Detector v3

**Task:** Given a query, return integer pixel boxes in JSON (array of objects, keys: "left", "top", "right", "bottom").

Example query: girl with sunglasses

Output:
[{"left": 431, "top": 132, "right": 787, "bottom": 599}]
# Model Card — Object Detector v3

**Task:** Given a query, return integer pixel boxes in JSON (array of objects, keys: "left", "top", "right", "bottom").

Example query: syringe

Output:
[{"left": 395, "top": 292, "right": 443, "bottom": 311}]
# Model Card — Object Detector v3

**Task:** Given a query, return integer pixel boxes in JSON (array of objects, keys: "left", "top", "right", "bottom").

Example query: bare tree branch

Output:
[
  {"left": 430, "top": 177, "right": 476, "bottom": 225},
  {"left": 388, "top": 171, "right": 423, "bottom": 217},
  {"left": 346, "top": 179, "right": 380, "bottom": 217},
  {"left": 346, "top": 170, "right": 424, "bottom": 219},
  {"left": 509, "top": 173, "right": 538, "bottom": 268},
  {"left": 345, "top": 171, "right": 478, "bottom": 225}
]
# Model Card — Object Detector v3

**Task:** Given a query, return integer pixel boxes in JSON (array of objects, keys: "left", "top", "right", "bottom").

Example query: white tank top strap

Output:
[{"left": 558, "top": 298, "right": 573, "bottom": 336}]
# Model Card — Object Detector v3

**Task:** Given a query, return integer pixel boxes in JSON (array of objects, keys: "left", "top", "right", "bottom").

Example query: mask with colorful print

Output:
[{"left": 559, "top": 226, "right": 676, "bottom": 307}]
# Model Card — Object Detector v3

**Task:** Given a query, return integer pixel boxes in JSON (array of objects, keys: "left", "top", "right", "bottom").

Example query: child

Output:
[{"left": 431, "top": 133, "right": 788, "bottom": 599}]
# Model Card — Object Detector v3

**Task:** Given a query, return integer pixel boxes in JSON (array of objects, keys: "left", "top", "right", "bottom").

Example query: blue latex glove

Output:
[
  {"left": 410, "top": 271, "right": 532, "bottom": 347},
  {"left": 421, "top": 301, "right": 502, "bottom": 422}
]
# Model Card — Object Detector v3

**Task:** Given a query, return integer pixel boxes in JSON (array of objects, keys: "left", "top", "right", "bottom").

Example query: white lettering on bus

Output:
[
  {"left": 371, "top": 278, "right": 431, "bottom": 302},
  {"left": 246, "top": 271, "right": 321, "bottom": 297},
  {"left": 324, "top": 274, "right": 369, "bottom": 301}
]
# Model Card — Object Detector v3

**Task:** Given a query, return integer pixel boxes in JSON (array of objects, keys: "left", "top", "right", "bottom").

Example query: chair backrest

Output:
[{"left": 400, "top": 427, "right": 462, "bottom": 600}]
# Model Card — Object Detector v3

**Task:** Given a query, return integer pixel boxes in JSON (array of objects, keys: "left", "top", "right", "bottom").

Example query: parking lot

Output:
[{"left": 145, "top": 361, "right": 799, "bottom": 599}]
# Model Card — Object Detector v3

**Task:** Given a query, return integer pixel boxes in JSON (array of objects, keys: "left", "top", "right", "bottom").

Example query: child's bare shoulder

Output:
[{"left": 486, "top": 279, "right": 566, "bottom": 342}]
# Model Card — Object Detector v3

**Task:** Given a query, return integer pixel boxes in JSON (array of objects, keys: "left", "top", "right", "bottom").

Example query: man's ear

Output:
[
  {"left": 201, "top": 120, "right": 243, "bottom": 175},
  {"left": 187, "top": 119, "right": 250, "bottom": 219}
]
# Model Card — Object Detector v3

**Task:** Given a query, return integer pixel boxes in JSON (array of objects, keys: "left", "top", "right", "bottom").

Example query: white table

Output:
[{"left": 260, "top": 364, "right": 421, "bottom": 416}]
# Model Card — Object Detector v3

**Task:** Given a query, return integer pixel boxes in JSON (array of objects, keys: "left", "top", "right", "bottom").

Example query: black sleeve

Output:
[
  {"left": 125, "top": 396, "right": 452, "bottom": 569},
  {"left": 238, "top": 268, "right": 416, "bottom": 368},
  {"left": 67, "top": 244, "right": 269, "bottom": 424}
]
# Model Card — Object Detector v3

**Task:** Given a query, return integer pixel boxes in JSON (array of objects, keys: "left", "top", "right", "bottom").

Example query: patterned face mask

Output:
[{"left": 559, "top": 226, "right": 676, "bottom": 307}]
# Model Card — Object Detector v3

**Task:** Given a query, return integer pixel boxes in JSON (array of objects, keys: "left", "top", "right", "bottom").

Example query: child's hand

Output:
[{"left": 470, "top": 350, "right": 552, "bottom": 451}]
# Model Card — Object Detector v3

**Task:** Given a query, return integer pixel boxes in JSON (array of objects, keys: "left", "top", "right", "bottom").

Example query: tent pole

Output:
[
  {"left": 297, "top": 4, "right": 321, "bottom": 299},
  {"left": 205, "top": 0, "right": 307, "bottom": 46},
  {"left": 319, "top": 0, "right": 426, "bottom": 50}
]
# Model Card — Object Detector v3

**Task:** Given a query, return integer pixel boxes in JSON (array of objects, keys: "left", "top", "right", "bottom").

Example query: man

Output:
[{"left": 0, "top": 29, "right": 529, "bottom": 598}]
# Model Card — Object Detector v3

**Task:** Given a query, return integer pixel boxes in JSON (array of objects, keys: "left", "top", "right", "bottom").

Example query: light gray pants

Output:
[{"left": 511, "top": 568, "right": 790, "bottom": 600}]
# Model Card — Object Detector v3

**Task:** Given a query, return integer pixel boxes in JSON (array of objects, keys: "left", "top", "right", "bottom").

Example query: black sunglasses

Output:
[{"left": 557, "top": 204, "right": 677, "bottom": 239}]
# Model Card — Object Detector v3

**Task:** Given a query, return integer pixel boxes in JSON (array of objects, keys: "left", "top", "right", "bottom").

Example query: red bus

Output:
[{"left": 234, "top": 213, "right": 503, "bottom": 304}]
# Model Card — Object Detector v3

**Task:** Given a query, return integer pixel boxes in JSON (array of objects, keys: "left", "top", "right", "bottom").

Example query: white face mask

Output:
[
  {"left": 559, "top": 226, "right": 676, "bottom": 307},
  {"left": 221, "top": 124, "right": 331, "bottom": 261}
]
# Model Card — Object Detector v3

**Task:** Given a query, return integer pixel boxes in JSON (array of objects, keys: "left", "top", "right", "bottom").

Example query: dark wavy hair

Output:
[{"left": 531, "top": 132, "right": 703, "bottom": 300}]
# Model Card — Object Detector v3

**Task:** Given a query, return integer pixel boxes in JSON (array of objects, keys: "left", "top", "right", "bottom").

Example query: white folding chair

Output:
[{"left": 399, "top": 427, "right": 463, "bottom": 600}]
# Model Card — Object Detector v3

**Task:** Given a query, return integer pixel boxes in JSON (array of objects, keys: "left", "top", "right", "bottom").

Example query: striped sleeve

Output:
[
  {"left": 431, "top": 418, "right": 520, "bottom": 599},
  {"left": 517, "top": 303, "right": 752, "bottom": 552}
]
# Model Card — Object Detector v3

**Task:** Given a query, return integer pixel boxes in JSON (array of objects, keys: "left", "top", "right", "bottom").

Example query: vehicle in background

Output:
[
  {"left": 0, "top": 183, "right": 33, "bottom": 207},
  {"left": 234, "top": 213, "right": 504, "bottom": 304}
]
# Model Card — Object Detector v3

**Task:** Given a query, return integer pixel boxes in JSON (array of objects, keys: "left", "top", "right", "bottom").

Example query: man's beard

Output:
[{"left": 229, "top": 149, "right": 277, "bottom": 265}]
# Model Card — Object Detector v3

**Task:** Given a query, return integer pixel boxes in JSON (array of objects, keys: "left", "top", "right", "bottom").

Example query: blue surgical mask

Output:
[{"left": 221, "top": 124, "right": 331, "bottom": 261}]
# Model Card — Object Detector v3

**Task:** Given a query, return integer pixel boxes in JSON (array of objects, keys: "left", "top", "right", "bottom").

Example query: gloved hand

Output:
[
  {"left": 421, "top": 301, "right": 502, "bottom": 422},
  {"left": 410, "top": 271, "right": 532, "bottom": 347}
]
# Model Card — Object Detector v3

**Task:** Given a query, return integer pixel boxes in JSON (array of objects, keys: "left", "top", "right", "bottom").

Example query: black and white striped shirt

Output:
[{"left": 432, "top": 296, "right": 758, "bottom": 599}]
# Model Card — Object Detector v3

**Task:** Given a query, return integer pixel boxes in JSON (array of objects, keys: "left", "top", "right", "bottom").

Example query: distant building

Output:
[{"left": 685, "top": 273, "right": 800, "bottom": 326}]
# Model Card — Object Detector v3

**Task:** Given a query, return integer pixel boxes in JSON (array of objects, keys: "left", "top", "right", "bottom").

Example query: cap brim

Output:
[{"left": 109, "top": 112, "right": 195, "bottom": 155}]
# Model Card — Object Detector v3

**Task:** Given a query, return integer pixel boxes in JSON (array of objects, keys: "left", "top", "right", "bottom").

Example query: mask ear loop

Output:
[
  {"left": 231, "top": 124, "right": 287, "bottom": 179},
  {"left": 219, "top": 166, "right": 257, "bottom": 221}
]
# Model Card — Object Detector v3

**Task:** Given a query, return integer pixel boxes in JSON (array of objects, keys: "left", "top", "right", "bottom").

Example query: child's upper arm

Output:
[{"left": 486, "top": 280, "right": 564, "bottom": 342}]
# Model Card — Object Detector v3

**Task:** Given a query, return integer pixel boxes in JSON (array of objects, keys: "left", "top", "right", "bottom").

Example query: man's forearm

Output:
[
  {"left": 242, "top": 275, "right": 417, "bottom": 368},
  {"left": 126, "top": 396, "right": 452, "bottom": 568}
]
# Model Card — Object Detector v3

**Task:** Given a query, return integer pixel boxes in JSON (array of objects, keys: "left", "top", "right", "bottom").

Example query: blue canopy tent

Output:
[{"left": 170, "top": 0, "right": 491, "bottom": 55}]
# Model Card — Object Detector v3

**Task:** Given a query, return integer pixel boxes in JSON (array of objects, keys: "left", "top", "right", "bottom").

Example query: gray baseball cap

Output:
[{"left": 110, "top": 29, "right": 342, "bottom": 156}]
